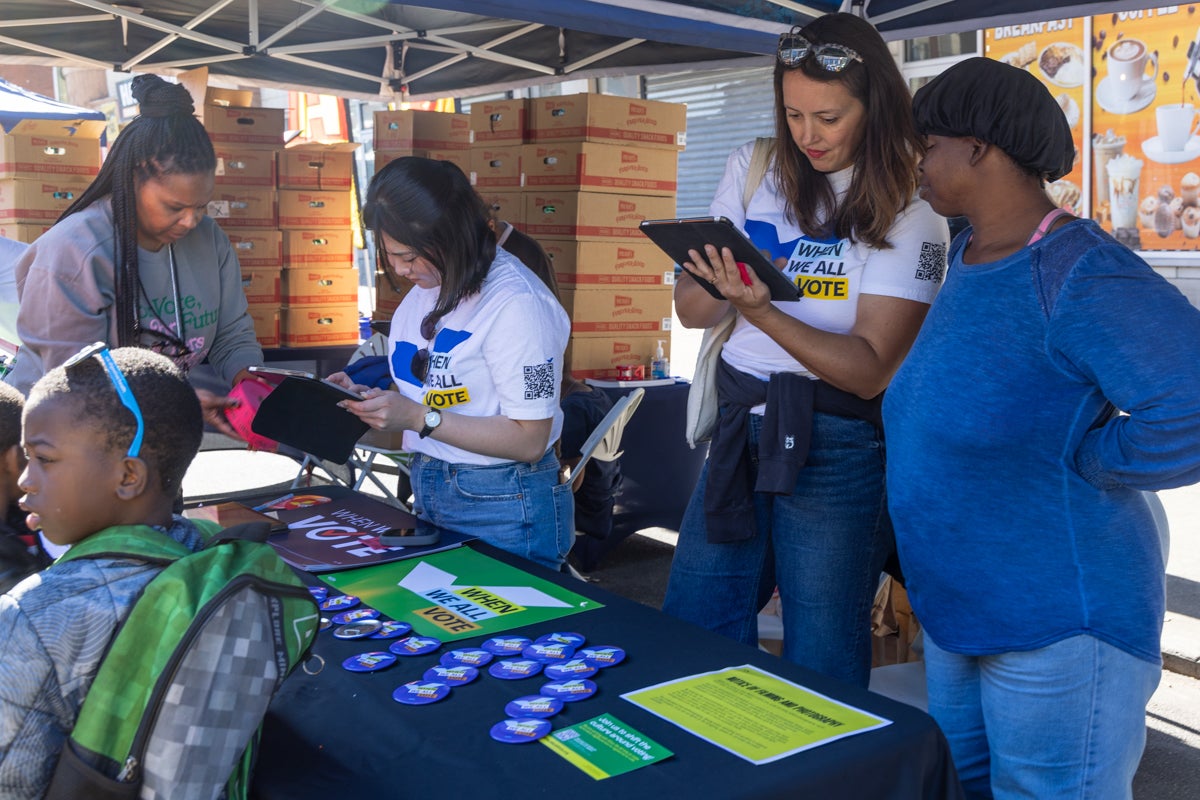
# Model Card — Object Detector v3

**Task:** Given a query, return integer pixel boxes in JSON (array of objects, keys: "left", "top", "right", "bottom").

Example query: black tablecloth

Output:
[{"left": 252, "top": 524, "right": 961, "bottom": 799}]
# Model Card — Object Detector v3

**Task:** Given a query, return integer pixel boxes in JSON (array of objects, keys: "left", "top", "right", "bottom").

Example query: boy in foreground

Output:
[{"left": 0, "top": 345, "right": 205, "bottom": 796}]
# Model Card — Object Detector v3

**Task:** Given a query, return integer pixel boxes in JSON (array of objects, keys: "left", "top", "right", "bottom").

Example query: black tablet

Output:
[{"left": 639, "top": 216, "right": 801, "bottom": 302}]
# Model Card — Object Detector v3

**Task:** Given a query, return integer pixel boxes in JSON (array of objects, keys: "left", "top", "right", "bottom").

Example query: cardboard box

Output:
[
  {"left": 246, "top": 305, "right": 280, "bottom": 347},
  {"left": 204, "top": 104, "right": 285, "bottom": 150},
  {"left": 281, "top": 304, "right": 360, "bottom": 346},
  {"left": 530, "top": 93, "right": 687, "bottom": 151},
  {"left": 374, "top": 147, "right": 470, "bottom": 175},
  {"left": 522, "top": 142, "right": 678, "bottom": 197},
  {"left": 373, "top": 268, "right": 415, "bottom": 317},
  {"left": 208, "top": 188, "right": 277, "bottom": 229},
  {"left": 277, "top": 141, "right": 360, "bottom": 190},
  {"left": 478, "top": 190, "right": 523, "bottom": 228},
  {"left": 241, "top": 268, "right": 281, "bottom": 305},
  {"left": 373, "top": 110, "right": 472, "bottom": 151},
  {"left": 277, "top": 189, "right": 353, "bottom": 229},
  {"left": 0, "top": 177, "right": 91, "bottom": 224},
  {"left": 213, "top": 147, "right": 277, "bottom": 187},
  {"left": 565, "top": 334, "right": 669, "bottom": 380},
  {"left": 282, "top": 229, "right": 354, "bottom": 268},
  {"left": 470, "top": 145, "right": 523, "bottom": 189},
  {"left": 524, "top": 191, "right": 675, "bottom": 241},
  {"left": 470, "top": 99, "right": 529, "bottom": 144},
  {"left": 281, "top": 267, "right": 359, "bottom": 306},
  {"left": 0, "top": 118, "right": 105, "bottom": 180},
  {"left": 0, "top": 223, "right": 51, "bottom": 243},
  {"left": 545, "top": 239, "right": 675, "bottom": 288},
  {"left": 559, "top": 287, "right": 674, "bottom": 334},
  {"left": 227, "top": 229, "right": 282, "bottom": 268}
]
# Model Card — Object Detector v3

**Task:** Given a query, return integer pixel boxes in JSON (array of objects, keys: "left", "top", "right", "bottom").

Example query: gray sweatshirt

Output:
[{"left": 6, "top": 197, "right": 261, "bottom": 394}]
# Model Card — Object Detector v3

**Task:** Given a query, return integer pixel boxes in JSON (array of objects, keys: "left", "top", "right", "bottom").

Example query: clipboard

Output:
[{"left": 251, "top": 376, "right": 369, "bottom": 463}]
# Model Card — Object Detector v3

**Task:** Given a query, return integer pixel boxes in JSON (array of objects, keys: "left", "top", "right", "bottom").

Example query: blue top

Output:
[{"left": 884, "top": 219, "right": 1200, "bottom": 663}]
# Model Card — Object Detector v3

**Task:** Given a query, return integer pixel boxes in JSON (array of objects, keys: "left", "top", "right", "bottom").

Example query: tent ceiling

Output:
[{"left": 0, "top": 1, "right": 1166, "bottom": 100}]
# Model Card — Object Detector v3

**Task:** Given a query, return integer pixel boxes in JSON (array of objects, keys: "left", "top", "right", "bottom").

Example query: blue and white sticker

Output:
[
  {"left": 392, "top": 681, "right": 451, "bottom": 705},
  {"left": 369, "top": 620, "right": 413, "bottom": 639},
  {"left": 522, "top": 642, "right": 576, "bottom": 663},
  {"left": 342, "top": 651, "right": 397, "bottom": 673},
  {"left": 333, "top": 620, "right": 384, "bottom": 640},
  {"left": 331, "top": 608, "right": 380, "bottom": 625},
  {"left": 543, "top": 659, "right": 599, "bottom": 681},
  {"left": 578, "top": 646, "right": 627, "bottom": 668},
  {"left": 388, "top": 635, "right": 442, "bottom": 656},
  {"left": 534, "top": 631, "right": 586, "bottom": 648},
  {"left": 490, "top": 718, "right": 552, "bottom": 744},
  {"left": 440, "top": 648, "right": 493, "bottom": 668},
  {"left": 539, "top": 679, "right": 598, "bottom": 702},
  {"left": 423, "top": 665, "right": 480, "bottom": 685},
  {"left": 308, "top": 585, "right": 328, "bottom": 602},
  {"left": 320, "top": 594, "right": 359, "bottom": 612},
  {"left": 504, "top": 695, "right": 564, "bottom": 719},
  {"left": 488, "top": 658, "right": 544, "bottom": 680},
  {"left": 481, "top": 636, "right": 532, "bottom": 656}
]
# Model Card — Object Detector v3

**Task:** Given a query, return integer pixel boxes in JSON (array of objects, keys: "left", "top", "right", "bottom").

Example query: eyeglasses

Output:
[
  {"left": 777, "top": 30, "right": 864, "bottom": 72},
  {"left": 409, "top": 315, "right": 437, "bottom": 384},
  {"left": 63, "top": 342, "right": 145, "bottom": 459}
]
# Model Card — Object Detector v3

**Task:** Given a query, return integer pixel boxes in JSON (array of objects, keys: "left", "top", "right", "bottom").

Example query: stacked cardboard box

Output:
[
  {"left": 513, "top": 93, "right": 686, "bottom": 379},
  {"left": 0, "top": 117, "right": 105, "bottom": 242}
]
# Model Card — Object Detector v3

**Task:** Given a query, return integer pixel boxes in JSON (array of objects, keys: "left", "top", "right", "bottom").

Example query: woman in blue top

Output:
[{"left": 885, "top": 57, "right": 1200, "bottom": 798}]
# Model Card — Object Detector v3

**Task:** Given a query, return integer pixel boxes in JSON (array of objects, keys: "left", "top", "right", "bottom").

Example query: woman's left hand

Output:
[
  {"left": 339, "top": 387, "right": 421, "bottom": 432},
  {"left": 195, "top": 388, "right": 241, "bottom": 439},
  {"left": 683, "top": 244, "right": 773, "bottom": 317}
]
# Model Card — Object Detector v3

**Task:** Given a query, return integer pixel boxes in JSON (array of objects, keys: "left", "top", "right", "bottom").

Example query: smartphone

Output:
[
  {"left": 184, "top": 502, "right": 289, "bottom": 534},
  {"left": 639, "top": 216, "right": 801, "bottom": 302},
  {"left": 378, "top": 527, "right": 441, "bottom": 547}
]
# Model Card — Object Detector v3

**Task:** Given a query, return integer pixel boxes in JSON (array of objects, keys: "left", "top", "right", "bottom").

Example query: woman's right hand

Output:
[
  {"left": 674, "top": 246, "right": 733, "bottom": 329},
  {"left": 325, "top": 370, "right": 370, "bottom": 396}
]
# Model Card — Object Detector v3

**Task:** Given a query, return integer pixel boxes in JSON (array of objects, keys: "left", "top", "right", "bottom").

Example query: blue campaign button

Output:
[
  {"left": 490, "top": 718, "right": 552, "bottom": 744},
  {"left": 488, "top": 658, "right": 544, "bottom": 680},
  {"left": 578, "top": 646, "right": 627, "bottom": 668},
  {"left": 539, "top": 678, "right": 598, "bottom": 702},
  {"left": 481, "top": 636, "right": 532, "bottom": 656},
  {"left": 543, "top": 659, "right": 599, "bottom": 681},
  {"left": 388, "top": 635, "right": 442, "bottom": 656},
  {"left": 423, "top": 665, "right": 480, "bottom": 685},
  {"left": 342, "top": 651, "right": 397, "bottom": 672},
  {"left": 320, "top": 594, "right": 360, "bottom": 612},
  {"left": 331, "top": 608, "right": 380, "bottom": 625},
  {"left": 522, "top": 642, "right": 575, "bottom": 663},
  {"left": 318, "top": 616, "right": 332, "bottom": 632},
  {"left": 439, "top": 648, "right": 493, "bottom": 668},
  {"left": 504, "top": 694, "right": 564, "bottom": 719},
  {"left": 308, "top": 585, "right": 328, "bottom": 602},
  {"left": 393, "top": 680, "right": 451, "bottom": 705},
  {"left": 369, "top": 620, "right": 413, "bottom": 639},
  {"left": 332, "top": 620, "right": 383, "bottom": 640},
  {"left": 534, "top": 631, "right": 586, "bottom": 648}
]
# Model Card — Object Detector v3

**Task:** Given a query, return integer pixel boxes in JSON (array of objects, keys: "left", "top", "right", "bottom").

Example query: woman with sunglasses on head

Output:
[
  {"left": 328, "top": 157, "right": 572, "bottom": 571},
  {"left": 5, "top": 75, "right": 261, "bottom": 438},
  {"left": 662, "top": 13, "right": 949, "bottom": 687}
]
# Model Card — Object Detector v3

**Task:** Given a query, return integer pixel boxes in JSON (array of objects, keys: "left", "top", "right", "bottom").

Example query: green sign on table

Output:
[{"left": 542, "top": 714, "right": 673, "bottom": 780}]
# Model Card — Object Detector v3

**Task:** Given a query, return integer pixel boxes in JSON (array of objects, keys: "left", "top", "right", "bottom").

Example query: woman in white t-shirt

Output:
[
  {"left": 329, "top": 158, "right": 573, "bottom": 570},
  {"left": 661, "top": 12, "right": 950, "bottom": 687}
]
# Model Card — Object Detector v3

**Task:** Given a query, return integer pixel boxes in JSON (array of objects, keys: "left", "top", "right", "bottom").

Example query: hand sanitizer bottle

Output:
[{"left": 651, "top": 340, "right": 669, "bottom": 379}]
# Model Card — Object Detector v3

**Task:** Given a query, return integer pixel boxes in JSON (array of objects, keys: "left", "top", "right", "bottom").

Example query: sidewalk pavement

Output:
[{"left": 1160, "top": 483, "right": 1200, "bottom": 678}]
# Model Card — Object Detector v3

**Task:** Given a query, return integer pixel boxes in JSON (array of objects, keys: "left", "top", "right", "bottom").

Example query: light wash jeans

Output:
[
  {"left": 410, "top": 450, "right": 574, "bottom": 571},
  {"left": 923, "top": 633, "right": 1161, "bottom": 800},
  {"left": 662, "top": 412, "right": 892, "bottom": 687}
]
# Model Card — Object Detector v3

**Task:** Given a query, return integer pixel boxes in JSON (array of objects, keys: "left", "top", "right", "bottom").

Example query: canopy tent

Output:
[
  {"left": 0, "top": 75, "right": 107, "bottom": 133},
  {"left": 0, "top": 1, "right": 1165, "bottom": 101}
]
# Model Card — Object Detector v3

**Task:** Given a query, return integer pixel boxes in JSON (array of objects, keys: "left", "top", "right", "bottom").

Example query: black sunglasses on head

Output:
[{"left": 777, "top": 28, "right": 864, "bottom": 72}]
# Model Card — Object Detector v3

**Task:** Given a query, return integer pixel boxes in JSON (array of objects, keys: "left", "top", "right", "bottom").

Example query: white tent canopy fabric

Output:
[{"left": 0, "top": 1, "right": 1166, "bottom": 101}]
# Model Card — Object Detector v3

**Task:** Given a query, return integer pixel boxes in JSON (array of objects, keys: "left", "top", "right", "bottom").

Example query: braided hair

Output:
[{"left": 60, "top": 74, "right": 216, "bottom": 347}]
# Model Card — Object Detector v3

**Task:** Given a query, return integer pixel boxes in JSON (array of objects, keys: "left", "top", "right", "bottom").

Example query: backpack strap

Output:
[{"left": 742, "top": 136, "right": 775, "bottom": 212}]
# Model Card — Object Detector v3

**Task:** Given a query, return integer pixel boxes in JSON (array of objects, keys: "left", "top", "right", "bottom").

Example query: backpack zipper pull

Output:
[{"left": 117, "top": 755, "right": 139, "bottom": 782}]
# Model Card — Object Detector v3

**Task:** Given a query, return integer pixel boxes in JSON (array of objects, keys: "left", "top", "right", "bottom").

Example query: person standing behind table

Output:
[
  {"left": 885, "top": 57, "right": 1200, "bottom": 799},
  {"left": 5, "top": 75, "right": 261, "bottom": 439},
  {"left": 327, "top": 157, "right": 573, "bottom": 571},
  {"left": 661, "top": 12, "right": 949, "bottom": 688}
]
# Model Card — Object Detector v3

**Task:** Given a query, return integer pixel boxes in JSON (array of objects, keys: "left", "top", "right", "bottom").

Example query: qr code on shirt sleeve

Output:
[
  {"left": 915, "top": 241, "right": 947, "bottom": 282},
  {"left": 523, "top": 361, "right": 556, "bottom": 400}
]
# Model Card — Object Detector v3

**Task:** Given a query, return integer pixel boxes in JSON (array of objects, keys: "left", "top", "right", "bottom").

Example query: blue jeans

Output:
[
  {"left": 923, "top": 633, "right": 1161, "bottom": 800},
  {"left": 662, "top": 412, "right": 891, "bottom": 687},
  {"left": 410, "top": 450, "right": 574, "bottom": 571}
]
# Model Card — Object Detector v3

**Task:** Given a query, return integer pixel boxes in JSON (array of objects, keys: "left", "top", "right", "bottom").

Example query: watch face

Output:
[{"left": 424, "top": 409, "right": 441, "bottom": 428}]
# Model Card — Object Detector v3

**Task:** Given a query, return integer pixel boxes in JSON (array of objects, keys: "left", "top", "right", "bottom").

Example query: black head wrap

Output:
[
  {"left": 912, "top": 57, "right": 1075, "bottom": 182},
  {"left": 131, "top": 74, "right": 195, "bottom": 119}
]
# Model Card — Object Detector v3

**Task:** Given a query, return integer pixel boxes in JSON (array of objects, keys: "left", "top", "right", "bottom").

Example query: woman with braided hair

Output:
[{"left": 6, "top": 74, "right": 261, "bottom": 438}]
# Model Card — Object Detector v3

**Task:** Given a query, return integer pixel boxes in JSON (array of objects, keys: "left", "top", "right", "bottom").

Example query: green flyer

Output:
[
  {"left": 542, "top": 714, "right": 673, "bottom": 780},
  {"left": 621, "top": 665, "right": 891, "bottom": 765},
  {"left": 319, "top": 547, "right": 602, "bottom": 640}
]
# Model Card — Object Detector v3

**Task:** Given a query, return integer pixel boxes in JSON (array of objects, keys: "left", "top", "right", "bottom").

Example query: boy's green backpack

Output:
[{"left": 44, "top": 520, "right": 319, "bottom": 800}]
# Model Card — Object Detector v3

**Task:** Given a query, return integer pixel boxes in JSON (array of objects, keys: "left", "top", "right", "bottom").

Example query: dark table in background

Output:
[{"left": 262, "top": 345, "right": 359, "bottom": 378}]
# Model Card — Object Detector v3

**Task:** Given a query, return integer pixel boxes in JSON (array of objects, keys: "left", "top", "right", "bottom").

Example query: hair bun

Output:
[{"left": 132, "top": 74, "right": 195, "bottom": 119}]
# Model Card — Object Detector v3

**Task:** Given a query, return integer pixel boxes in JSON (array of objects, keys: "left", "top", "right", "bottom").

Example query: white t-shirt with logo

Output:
[
  {"left": 710, "top": 141, "right": 949, "bottom": 380},
  {"left": 388, "top": 248, "right": 570, "bottom": 465}
]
